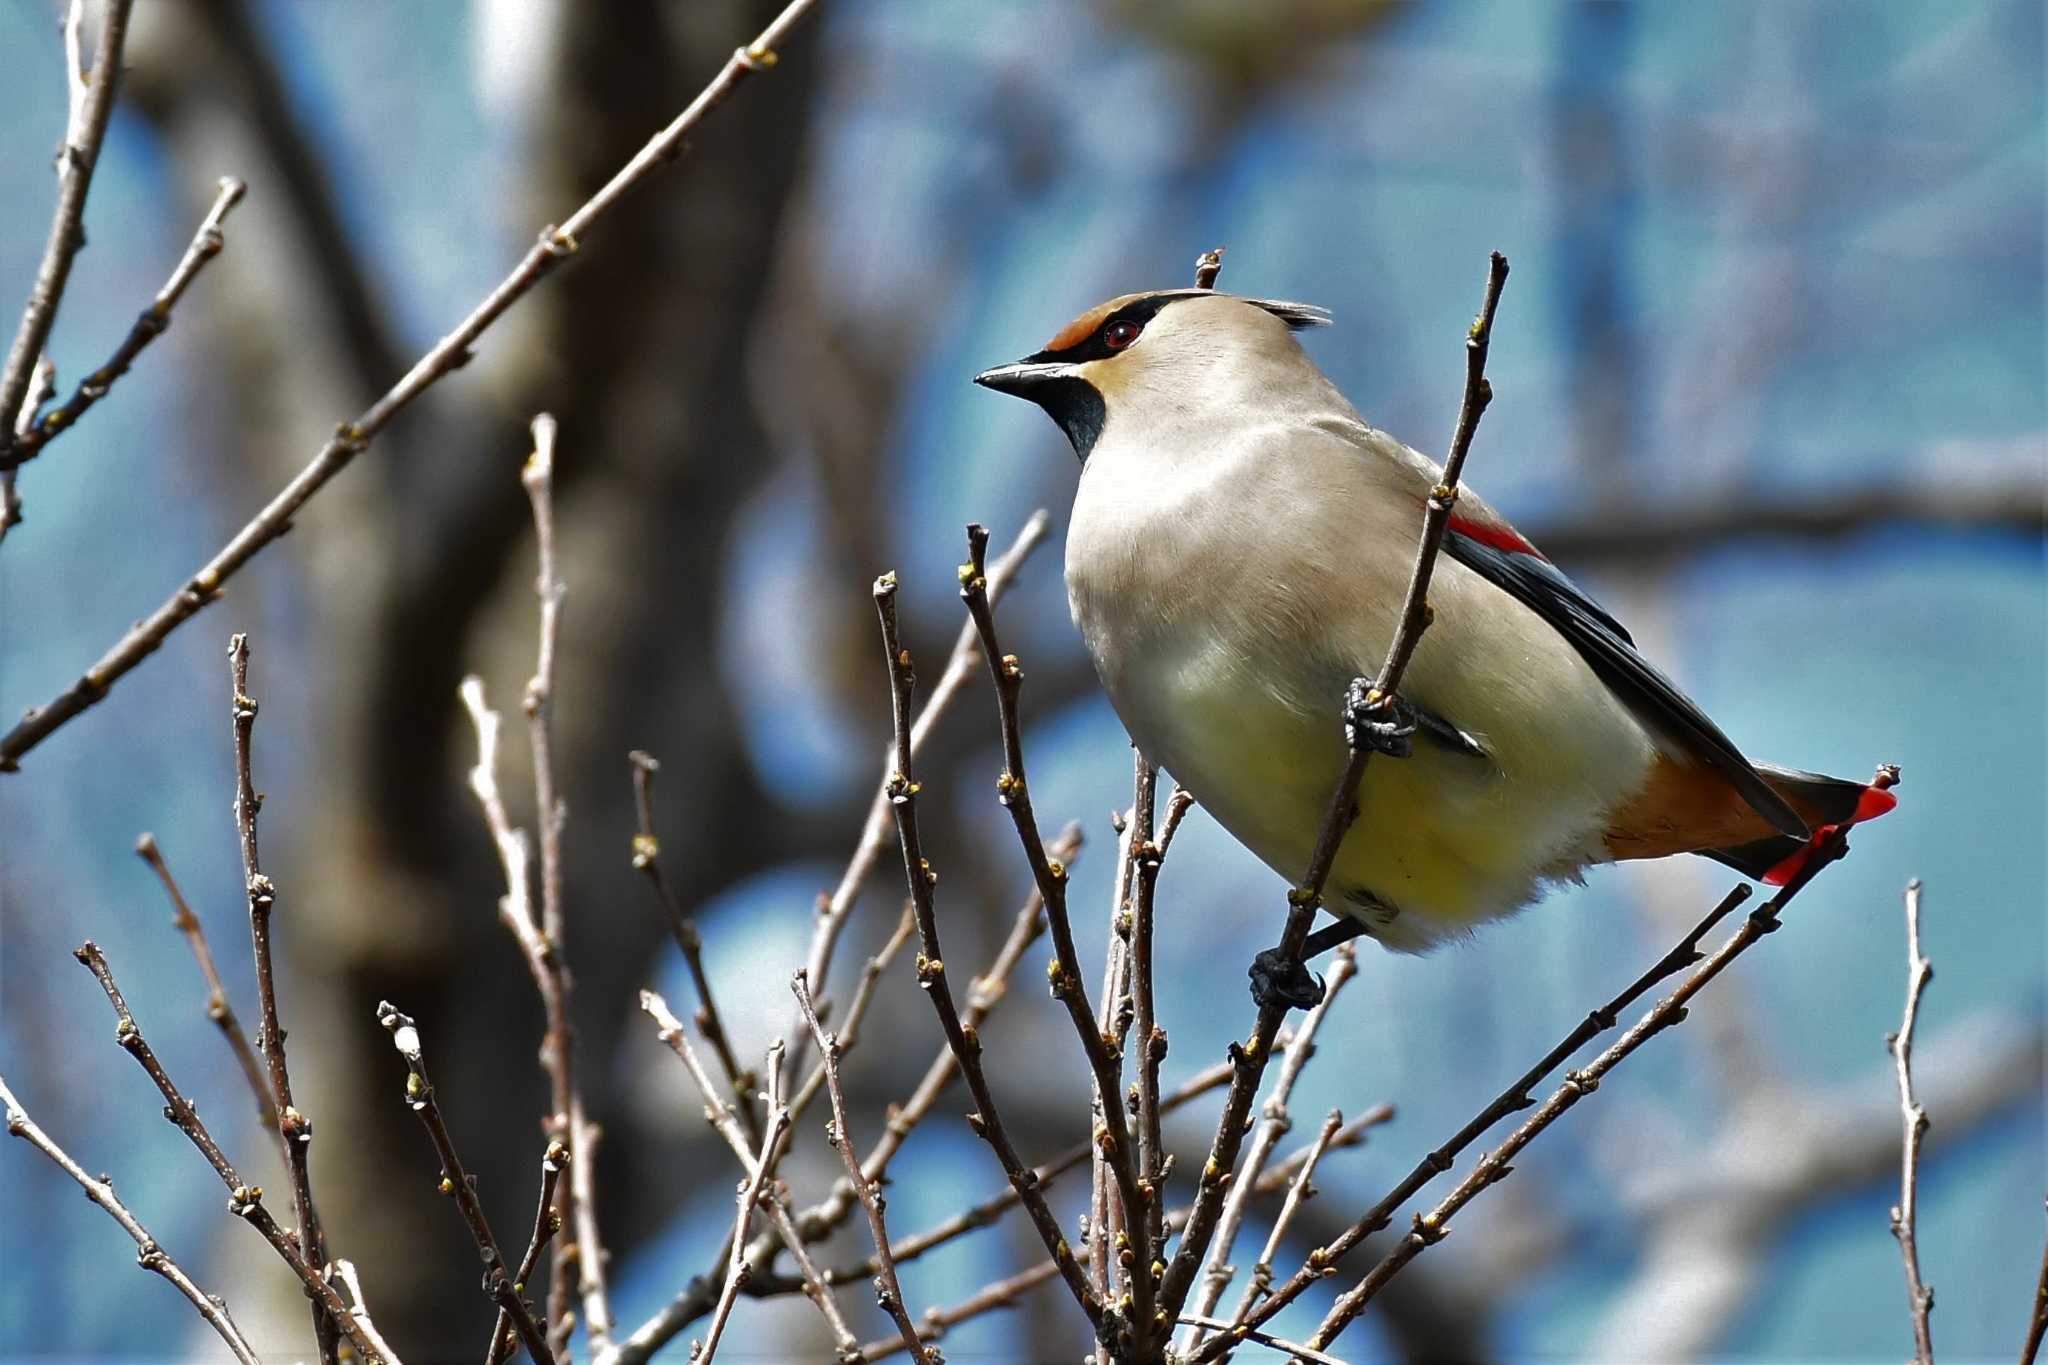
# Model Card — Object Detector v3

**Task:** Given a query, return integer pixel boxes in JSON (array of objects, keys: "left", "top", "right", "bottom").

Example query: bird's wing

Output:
[{"left": 1442, "top": 520, "right": 1808, "bottom": 838}]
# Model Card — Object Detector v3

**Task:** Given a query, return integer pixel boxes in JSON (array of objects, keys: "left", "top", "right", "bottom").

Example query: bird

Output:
[{"left": 973, "top": 285, "right": 1894, "bottom": 998}]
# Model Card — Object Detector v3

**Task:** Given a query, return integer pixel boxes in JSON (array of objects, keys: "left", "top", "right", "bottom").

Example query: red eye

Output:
[{"left": 1103, "top": 319, "right": 1141, "bottom": 350}]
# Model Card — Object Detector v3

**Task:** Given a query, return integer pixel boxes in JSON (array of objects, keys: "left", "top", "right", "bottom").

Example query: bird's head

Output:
[{"left": 973, "top": 289, "right": 1332, "bottom": 460}]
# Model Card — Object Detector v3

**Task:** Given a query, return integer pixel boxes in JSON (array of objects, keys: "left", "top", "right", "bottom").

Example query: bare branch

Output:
[
  {"left": 960, "top": 523, "right": 1158, "bottom": 1351},
  {"left": 630, "top": 749, "right": 759, "bottom": 1145},
  {"left": 1092, "top": 792, "right": 1139, "bottom": 1304},
  {"left": 0, "top": 356, "right": 54, "bottom": 542},
  {"left": 1193, "top": 882, "right": 1758, "bottom": 1358},
  {"left": 790, "top": 509, "right": 1051, "bottom": 1075},
  {"left": 1234, "top": 1108, "right": 1345, "bottom": 1333},
  {"left": 1128, "top": 756, "right": 1168, "bottom": 1268},
  {"left": 134, "top": 831, "right": 281, "bottom": 1160},
  {"left": 855, "top": 1259, "right": 1062, "bottom": 1363},
  {"left": 486, "top": 1141, "right": 568, "bottom": 1365},
  {"left": 522, "top": 412, "right": 567, "bottom": 955},
  {"left": 1889, "top": 878, "right": 1936, "bottom": 1365},
  {"left": 846, "top": 1105, "right": 1394, "bottom": 1365},
  {"left": 1174, "top": 1314, "right": 1348, "bottom": 1365},
  {"left": 696, "top": 1043, "right": 791, "bottom": 1365},
  {"left": 817, "top": 1058, "right": 1242, "bottom": 1288},
  {"left": 515, "top": 413, "right": 610, "bottom": 1355},
  {"left": 70, "top": 941, "right": 390, "bottom": 1362},
  {"left": 0, "top": 0, "right": 139, "bottom": 472},
  {"left": 0, "top": 1073, "right": 260, "bottom": 1364},
  {"left": 377, "top": 1002, "right": 553, "bottom": 1365},
  {"left": 0, "top": 0, "right": 823, "bottom": 769},
  {"left": 1163, "top": 250, "right": 1513, "bottom": 1323},
  {"left": 1182, "top": 946, "right": 1359, "bottom": 1353},
  {"left": 794, "top": 974, "right": 931, "bottom": 1364},
  {"left": 870, "top": 570, "right": 1105, "bottom": 1336},
  {"left": 4, "top": 176, "right": 247, "bottom": 468},
  {"left": 2024, "top": 1196, "right": 2048, "bottom": 1365},
  {"left": 1303, "top": 813, "right": 1888, "bottom": 1352},
  {"left": 640, "top": 990, "right": 859, "bottom": 1361},
  {"left": 228, "top": 633, "right": 337, "bottom": 1364}
]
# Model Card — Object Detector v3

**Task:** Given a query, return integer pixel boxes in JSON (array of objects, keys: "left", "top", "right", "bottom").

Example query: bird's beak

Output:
[{"left": 973, "top": 360, "right": 1076, "bottom": 398}]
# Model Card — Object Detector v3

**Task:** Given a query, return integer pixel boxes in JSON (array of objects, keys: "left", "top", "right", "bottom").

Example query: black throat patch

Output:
[{"left": 1031, "top": 378, "right": 1107, "bottom": 461}]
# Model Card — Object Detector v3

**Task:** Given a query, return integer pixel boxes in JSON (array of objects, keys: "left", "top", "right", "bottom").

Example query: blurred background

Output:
[{"left": 1, "top": 1, "right": 2042, "bottom": 1360}]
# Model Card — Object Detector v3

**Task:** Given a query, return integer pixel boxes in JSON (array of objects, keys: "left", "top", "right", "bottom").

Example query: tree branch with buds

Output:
[
  {"left": 377, "top": 1002, "right": 554, "bottom": 1365},
  {"left": 0, "top": 1074, "right": 260, "bottom": 1364},
  {"left": 1888, "top": 879, "right": 1936, "bottom": 1365}
]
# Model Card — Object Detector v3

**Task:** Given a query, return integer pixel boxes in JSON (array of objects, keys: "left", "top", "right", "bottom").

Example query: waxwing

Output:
[{"left": 975, "top": 287, "right": 1893, "bottom": 974}]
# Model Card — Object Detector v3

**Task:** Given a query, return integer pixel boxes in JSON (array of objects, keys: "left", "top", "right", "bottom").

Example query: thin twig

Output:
[
  {"left": 1181, "top": 945, "right": 1359, "bottom": 1353},
  {"left": 1092, "top": 795, "right": 1140, "bottom": 1304},
  {"left": 517, "top": 413, "right": 610, "bottom": 1356},
  {"left": 328, "top": 1259, "right": 399, "bottom": 1364},
  {"left": 630, "top": 749, "right": 759, "bottom": 1144},
  {"left": 960, "top": 523, "right": 1157, "bottom": 1352},
  {"left": 486, "top": 1141, "right": 569, "bottom": 1365},
  {"left": 2022, "top": 1196, "right": 2048, "bottom": 1365},
  {"left": 134, "top": 831, "right": 281, "bottom": 1161},
  {"left": 855, "top": 1259, "right": 1063, "bottom": 1363},
  {"left": 228, "top": 633, "right": 338, "bottom": 1365},
  {"left": 794, "top": 974, "right": 932, "bottom": 1363},
  {"left": 1128, "top": 755, "right": 1168, "bottom": 1267},
  {"left": 377, "top": 1002, "right": 554, "bottom": 1365},
  {"left": 762, "top": 826, "right": 1085, "bottom": 1312},
  {"left": 786, "top": 905, "right": 916, "bottom": 1134},
  {"left": 640, "top": 991, "right": 860, "bottom": 1360},
  {"left": 1161, "top": 251, "right": 1512, "bottom": 1323},
  {"left": 460, "top": 662, "right": 600, "bottom": 1355},
  {"left": 696, "top": 1043, "right": 791, "bottom": 1365},
  {"left": 0, "top": 0, "right": 821, "bottom": 769},
  {"left": 1234, "top": 1109, "right": 1345, "bottom": 1331},
  {"left": 1305, "top": 826, "right": 1880, "bottom": 1351},
  {"left": 1175, "top": 1316, "right": 1348, "bottom": 1365},
  {"left": 523, "top": 412, "right": 567, "bottom": 955},
  {"left": 5, "top": 177, "right": 247, "bottom": 468},
  {"left": 1890, "top": 878, "right": 1936, "bottom": 1365},
  {"left": 1191, "top": 883, "right": 1759, "bottom": 1358},
  {"left": 0, "top": 0, "right": 138, "bottom": 472},
  {"left": 789, "top": 509, "right": 1051, "bottom": 1074},
  {"left": 70, "top": 941, "right": 390, "bottom": 1362},
  {"left": 872, "top": 570, "right": 1105, "bottom": 1336},
  {"left": 1, "top": 356, "right": 54, "bottom": 542},
  {"left": 816, "top": 1058, "right": 1242, "bottom": 1288},
  {"left": 836, "top": 824, "right": 1080, "bottom": 1214},
  {"left": 0, "top": 1073, "right": 260, "bottom": 1364},
  {"left": 604, "top": 515, "right": 1051, "bottom": 1365},
  {"left": 849, "top": 1109, "right": 1393, "bottom": 1365}
]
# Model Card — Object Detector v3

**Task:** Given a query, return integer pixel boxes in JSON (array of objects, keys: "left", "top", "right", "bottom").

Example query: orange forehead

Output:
[{"left": 1040, "top": 292, "right": 1152, "bottom": 353}]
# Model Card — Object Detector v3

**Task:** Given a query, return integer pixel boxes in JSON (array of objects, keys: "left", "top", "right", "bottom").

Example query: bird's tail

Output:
[{"left": 1699, "top": 763, "right": 1900, "bottom": 885}]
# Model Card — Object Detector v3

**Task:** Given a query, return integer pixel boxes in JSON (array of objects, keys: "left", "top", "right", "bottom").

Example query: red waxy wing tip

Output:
[{"left": 1448, "top": 514, "right": 1542, "bottom": 559}]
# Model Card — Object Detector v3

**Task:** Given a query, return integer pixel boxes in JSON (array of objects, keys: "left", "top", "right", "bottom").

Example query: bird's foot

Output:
[
  {"left": 1344, "top": 678, "right": 1418, "bottom": 759},
  {"left": 1249, "top": 946, "right": 1325, "bottom": 1011}
]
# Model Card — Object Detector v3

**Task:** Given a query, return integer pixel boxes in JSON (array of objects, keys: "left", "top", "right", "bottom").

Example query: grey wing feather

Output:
[{"left": 1443, "top": 530, "right": 1808, "bottom": 838}]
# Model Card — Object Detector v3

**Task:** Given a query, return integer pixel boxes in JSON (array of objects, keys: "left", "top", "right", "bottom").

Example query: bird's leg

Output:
[
  {"left": 1343, "top": 676, "right": 1418, "bottom": 758},
  {"left": 1249, "top": 680, "right": 1414, "bottom": 1012},
  {"left": 1302, "top": 916, "right": 1371, "bottom": 959}
]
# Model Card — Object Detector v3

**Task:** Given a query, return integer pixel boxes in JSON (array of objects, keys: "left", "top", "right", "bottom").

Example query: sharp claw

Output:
[
  {"left": 1344, "top": 678, "right": 1418, "bottom": 758},
  {"left": 1248, "top": 947, "right": 1327, "bottom": 1011}
]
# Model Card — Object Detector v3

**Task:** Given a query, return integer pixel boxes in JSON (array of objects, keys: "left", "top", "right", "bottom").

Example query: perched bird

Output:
[{"left": 974, "top": 286, "right": 1894, "bottom": 983}]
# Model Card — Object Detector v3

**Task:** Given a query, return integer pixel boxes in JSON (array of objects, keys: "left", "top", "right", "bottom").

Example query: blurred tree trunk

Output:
[{"left": 128, "top": 0, "right": 821, "bottom": 1348}]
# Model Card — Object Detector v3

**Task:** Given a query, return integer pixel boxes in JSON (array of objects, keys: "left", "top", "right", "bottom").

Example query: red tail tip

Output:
[{"left": 1763, "top": 769, "right": 1901, "bottom": 886}]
